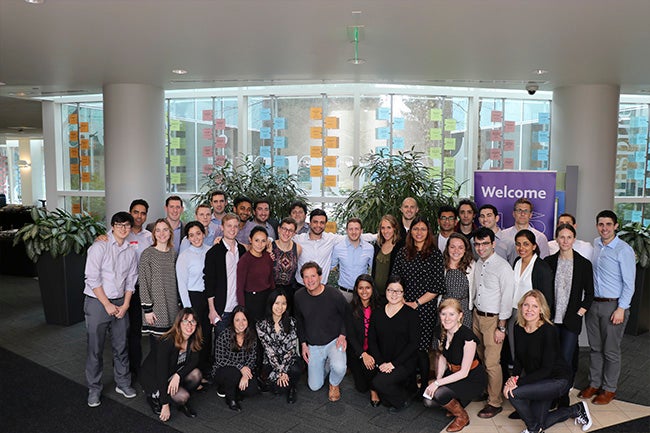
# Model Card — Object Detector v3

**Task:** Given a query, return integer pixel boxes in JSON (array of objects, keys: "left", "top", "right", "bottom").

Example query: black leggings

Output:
[
  {"left": 417, "top": 350, "right": 430, "bottom": 389},
  {"left": 163, "top": 368, "right": 202, "bottom": 406},
  {"left": 423, "top": 385, "right": 463, "bottom": 408}
]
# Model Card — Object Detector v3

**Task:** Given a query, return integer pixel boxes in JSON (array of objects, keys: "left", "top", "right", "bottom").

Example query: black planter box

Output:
[{"left": 37, "top": 252, "right": 86, "bottom": 326}]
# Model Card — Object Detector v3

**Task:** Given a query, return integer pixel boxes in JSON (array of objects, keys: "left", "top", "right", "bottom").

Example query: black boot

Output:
[
  {"left": 178, "top": 403, "right": 197, "bottom": 418},
  {"left": 287, "top": 386, "right": 297, "bottom": 404},
  {"left": 147, "top": 395, "right": 161, "bottom": 415}
]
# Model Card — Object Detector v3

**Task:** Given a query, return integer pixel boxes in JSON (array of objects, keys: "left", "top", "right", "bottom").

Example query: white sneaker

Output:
[
  {"left": 87, "top": 390, "right": 101, "bottom": 407},
  {"left": 574, "top": 401, "right": 593, "bottom": 431},
  {"left": 115, "top": 385, "right": 137, "bottom": 399}
]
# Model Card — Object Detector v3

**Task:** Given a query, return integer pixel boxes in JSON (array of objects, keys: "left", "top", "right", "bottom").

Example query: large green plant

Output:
[
  {"left": 14, "top": 207, "right": 106, "bottom": 262},
  {"left": 193, "top": 155, "right": 307, "bottom": 220},
  {"left": 334, "top": 147, "right": 462, "bottom": 232},
  {"left": 618, "top": 222, "right": 650, "bottom": 268}
]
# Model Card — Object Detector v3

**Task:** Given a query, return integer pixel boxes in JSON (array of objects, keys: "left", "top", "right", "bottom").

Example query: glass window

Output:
[
  {"left": 62, "top": 102, "right": 104, "bottom": 191},
  {"left": 0, "top": 140, "right": 21, "bottom": 203},
  {"left": 63, "top": 196, "right": 106, "bottom": 221}
]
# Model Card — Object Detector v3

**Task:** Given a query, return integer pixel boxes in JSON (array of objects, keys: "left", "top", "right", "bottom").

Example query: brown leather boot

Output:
[{"left": 442, "top": 399, "right": 470, "bottom": 432}]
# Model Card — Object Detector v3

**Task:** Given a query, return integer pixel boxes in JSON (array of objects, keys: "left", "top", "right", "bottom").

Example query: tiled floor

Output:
[{"left": 1, "top": 274, "right": 648, "bottom": 433}]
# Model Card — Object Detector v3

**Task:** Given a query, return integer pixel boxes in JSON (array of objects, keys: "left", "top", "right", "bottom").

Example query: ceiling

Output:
[{"left": 2, "top": 0, "right": 650, "bottom": 136}]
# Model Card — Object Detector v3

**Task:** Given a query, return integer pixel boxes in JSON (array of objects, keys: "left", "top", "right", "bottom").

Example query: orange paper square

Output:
[
  {"left": 324, "top": 156, "right": 337, "bottom": 168},
  {"left": 310, "top": 107, "right": 323, "bottom": 120},
  {"left": 325, "top": 136, "right": 339, "bottom": 148},
  {"left": 79, "top": 122, "right": 89, "bottom": 133},
  {"left": 310, "top": 146, "right": 323, "bottom": 158},
  {"left": 324, "top": 175, "right": 337, "bottom": 187},
  {"left": 310, "top": 165, "right": 323, "bottom": 177}
]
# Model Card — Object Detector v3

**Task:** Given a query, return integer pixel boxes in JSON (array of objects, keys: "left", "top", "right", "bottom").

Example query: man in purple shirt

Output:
[{"left": 84, "top": 211, "right": 139, "bottom": 408}]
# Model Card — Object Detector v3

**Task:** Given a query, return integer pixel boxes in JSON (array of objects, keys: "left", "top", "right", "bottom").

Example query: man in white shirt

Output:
[
  {"left": 548, "top": 213, "right": 594, "bottom": 261},
  {"left": 500, "top": 198, "right": 550, "bottom": 264}
]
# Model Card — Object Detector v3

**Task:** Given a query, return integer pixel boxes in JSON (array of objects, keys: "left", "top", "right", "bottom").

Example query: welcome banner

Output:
[{"left": 474, "top": 171, "right": 557, "bottom": 240}]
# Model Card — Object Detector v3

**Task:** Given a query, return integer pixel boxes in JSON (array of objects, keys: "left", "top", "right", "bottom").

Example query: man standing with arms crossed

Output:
[
  {"left": 331, "top": 218, "right": 374, "bottom": 302},
  {"left": 472, "top": 227, "right": 515, "bottom": 418},
  {"left": 578, "top": 210, "right": 635, "bottom": 405}
]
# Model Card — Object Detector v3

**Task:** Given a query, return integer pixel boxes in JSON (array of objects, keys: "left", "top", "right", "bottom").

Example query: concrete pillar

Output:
[
  {"left": 550, "top": 84, "right": 620, "bottom": 242},
  {"left": 103, "top": 84, "right": 165, "bottom": 221}
]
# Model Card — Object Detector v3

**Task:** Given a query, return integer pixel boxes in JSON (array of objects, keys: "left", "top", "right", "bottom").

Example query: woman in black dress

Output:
[
  {"left": 212, "top": 305, "right": 259, "bottom": 412},
  {"left": 256, "top": 289, "right": 303, "bottom": 403},
  {"left": 140, "top": 308, "right": 203, "bottom": 421},
  {"left": 392, "top": 216, "right": 445, "bottom": 393},
  {"left": 368, "top": 276, "right": 420, "bottom": 412},
  {"left": 503, "top": 290, "right": 592, "bottom": 433},
  {"left": 423, "top": 298, "right": 486, "bottom": 432},
  {"left": 346, "top": 274, "right": 382, "bottom": 406}
]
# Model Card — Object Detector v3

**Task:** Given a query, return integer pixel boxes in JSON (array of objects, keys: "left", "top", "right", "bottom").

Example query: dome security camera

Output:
[{"left": 526, "top": 82, "right": 539, "bottom": 95}]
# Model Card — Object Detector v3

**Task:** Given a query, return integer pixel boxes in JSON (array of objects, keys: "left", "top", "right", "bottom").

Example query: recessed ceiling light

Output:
[
  {"left": 25, "top": 0, "right": 45, "bottom": 4},
  {"left": 172, "top": 69, "right": 188, "bottom": 75},
  {"left": 533, "top": 69, "right": 548, "bottom": 75}
]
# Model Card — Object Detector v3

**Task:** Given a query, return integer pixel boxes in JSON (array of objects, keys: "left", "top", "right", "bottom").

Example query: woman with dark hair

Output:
[
  {"left": 544, "top": 223, "right": 594, "bottom": 406},
  {"left": 271, "top": 217, "right": 302, "bottom": 312},
  {"left": 372, "top": 214, "right": 403, "bottom": 297},
  {"left": 237, "top": 226, "right": 275, "bottom": 324},
  {"left": 346, "top": 274, "right": 382, "bottom": 406},
  {"left": 140, "top": 308, "right": 203, "bottom": 421},
  {"left": 368, "top": 276, "right": 420, "bottom": 412},
  {"left": 423, "top": 298, "right": 486, "bottom": 432},
  {"left": 176, "top": 221, "right": 212, "bottom": 378},
  {"left": 392, "top": 216, "right": 445, "bottom": 393},
  {"left": 441, "top": 233, "right": 475, "bottom": 329},
  {"left": 140, "top": 218, "right": 179, "bottom": 337},
  {"left": 211, "top": 305, "right": 259, "bottom": 412},
  {"left": 256, "top": 289, "right": 303, "bottom": 403},
  {"left": 503, "top": 290, "right": 592, "bottom": 433}
]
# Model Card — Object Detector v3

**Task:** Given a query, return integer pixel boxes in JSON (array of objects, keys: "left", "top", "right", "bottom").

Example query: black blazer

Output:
[
  {"left": 544, "top": 251, "right": 594, "bottom": 334},
  {"left": 514, "top": 255, "right": 554, "bottom": 309},
  {"left": 140, "top": 335, "right": 199, "bottom": 405},
  {"left": 345, "top": 307, "right": 368, "bottom": 359},
  {"left": 203, "top": 240, "right": 247, "bottom": 315}
]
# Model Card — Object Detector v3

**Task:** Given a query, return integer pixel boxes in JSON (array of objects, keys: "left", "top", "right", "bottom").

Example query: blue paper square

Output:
[
  {"left": 393, "top": 136, "right": 405, "bottom": 149},
  {"left": 273, "top": 136, "right": 287, "bottom": 149},
  {"left": 259, "top": 146, "right": 271, "bottom": 158},
  {"left": 393, "top": 117, "right": 405, "bottom": 130},
  {"left": 376, "top": 127, "right": 390, "bottom": 140},
  {"left": 260, "top": 127, "right": 271, "bottom": 139},
  {"left": 538, "top": 113, "right": 550, "bottom": 125},
  {"left": 273, "top": 117, "right": 286, "bottom": 130},
  {"left": 260, "top": 108, "right": 271, "bottom": 121}
]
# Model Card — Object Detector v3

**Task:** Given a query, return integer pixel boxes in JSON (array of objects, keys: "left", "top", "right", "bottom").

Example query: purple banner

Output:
[{"left": 474, "top": 171, "right": 557, "bottom": 240}]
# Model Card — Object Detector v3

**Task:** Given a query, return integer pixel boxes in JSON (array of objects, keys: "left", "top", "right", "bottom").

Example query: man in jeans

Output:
[
  {"left": 294, "top": 262, "right": 348, "bottom": 402},
  {"left": 84, "top": 211, "right": 139, "bottom": 407}
]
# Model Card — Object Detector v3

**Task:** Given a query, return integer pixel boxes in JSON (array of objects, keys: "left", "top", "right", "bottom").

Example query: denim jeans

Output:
[
  {"left": 306, "top": 338, "right": 347, "bottom": 391},
  {"left": 509, "top": 378, "right": 570, "bottom": 432}
]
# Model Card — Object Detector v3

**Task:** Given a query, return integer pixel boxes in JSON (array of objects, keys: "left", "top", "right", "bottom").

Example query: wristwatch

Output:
[
  {"left": 415, "top": 299, "right": 422, "bottom": 309},
  {"left": 497, "top": 326, "right": 506, "bottom": 333}
]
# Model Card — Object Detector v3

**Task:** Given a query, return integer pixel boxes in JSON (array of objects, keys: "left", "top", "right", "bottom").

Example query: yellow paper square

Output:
[
  {"left": 430, "top": 108, "right": 442, "bottom": 122},
  {"left": 310, "top": 107, "right": 323, "bottom": 120},
  {"left": 310, "top": 146, "right": 323, "bottom": 158},
  {"left": 324, "top": 175, "right": 337, "bottom": 187},
  {"left": 325, "top": 136, "right": 339, "bottom": 148},
  {"left": 310, "top": 165, "right": 323, "bottom": 177},
  {"left": 324, "top": 156, "right": 337, "bottom": 168},
  {"left": 429, "top": 128, "right": 442, "bottom": 141},
  {"left": 444, "top": 138, "right": 456, "bottom": 150},
  {"left": 310, "top": 126, "right": 323, "bottom": 139},
  {"left": 69, "top": 113, "right": 78, "bottom": 125},
  {"left": 324, "top": 117, "right": 339, "bottom": 129}
]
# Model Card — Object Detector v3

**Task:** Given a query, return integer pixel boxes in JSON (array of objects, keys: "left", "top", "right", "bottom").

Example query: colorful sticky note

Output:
[
  {"left": 215, "top": 136, "right": 227, "bottom": 148},
  {"left": 376, "top": 127, "right": 390, "bottom": 140},
  {"left": 430, "top": 108, "right": 442, "bottom": 122},
  {"left": 259, "top": 146, "right": 271, "bottom": 158},
  {"left": 444, "top": 138, "right": 456, "bottom": 150},
  {"left": 70, "top": 164, "right": 80, "bottom": 175},
  {"left": 202, "top": 128, "right": 213, "bottom": 140},
  {"left": 81, "top": 172, "right": 91, "bottom": 183},
  {"left": 538, "top": 131, "right": 550, "bottom": 143},
  {"left": 310, "top": 146, "right": 323, "bottom": 158},
  {"left": 202, "top": 164, "right": 213, "bottom": 175},
  {"left": 215, "top": 155, "right": 226, "bottom": 166},
  {"left": 504, "top": 157, "right": 515, "bottom": 169},
  {"left": 170, "top": 173, "right": 182, "bottom": 184},
  {"left": 504, "top": 121, "right": 516, "bottom": 133},
  {"left": 490, "top": 129, "right": 502, "bottom": 142},
  {"left": 324, "top": 175, "right": 337, "bottom": 187},
  {"left": 260, "top": 127, "right": 271, "bottom": 140},
  {"left": 310, "top": 127, "right": 323, "bottom": 139},
  {"left": 538, "top": 113, "right": 550, "bottom": 125},
  {"left": 325, "top": 221, "right": 338, "bottom": 233},
  {"left": 444, "top": 157, "right": 455, "bottom": 170},
  {"left": 504, "top": 139, "right": 515, "bottom": 151},
  {"left": 324, "top": 117, "right": 339, "bottom": 129},
  {"left": 80, "top": 138, "right": 90, "bottom": 150},
  {"left": 444, "top": 118, "right": 457, "bottom": 131},
  {"left": 393, "top": 117, "right": 405, "bottom": 130},
  {"left": 202, "top": 146, "right": 213, "bottom": 157},
  {"left": 69, "top": 148, "right": 79, "bottom": 159},
  {"left": 429, "top": 128, "right": 442, "bottom": 141},
  {"left": 325, "top": 136, "right": 339, "bottom": 148},
  {"left": 202, "top": 110, "right": 213, "bottom": 121},
  {"left": 69, "top": 131, "right": 78, "bottom": 142},
  {"left": 273, "top": 136, "right": 287, "bottom": 149},
  {"left": 260, "top": 108, "right": 271, "bottom": 121},
  {"left": 489, "top": 148, "right": 502, "bottom": 160},
  {"left": 273, "top": 117, "right": 286, "bottom": 130},
  {"left": 275, "top": 155, "right": 287, "bottom": 167},
  {"left": 632, "top": 210, "right": 643, "bottom": 222},
  {"left": 376, "top": 107, "right": 390, "bottom": 121},
  {"left": 68, "top": 113, "right": 78, "bottom": 125},
  {"left": 80, "top": 155, "right": 91, "bottom": 167},
  {"left": 215, "top": 118, "right": 226, "bottom": 130},
  {"left": 324, "top": 156, "right": 337, "bottom": 168},
  {"left": 79, "top": 122, "right": 89, "bottom": 133},
  {"left": 310, "top": 107, "right": 323, "bottom": 120},
  {"left": 491, "top": 110, "right": 503, "bottom": 123},
  {"left": 393, "top": 136, "right": 405, "bottom": 149},
  {"left": 71, "top": 203, "right": 82, "bottom": 214},
  {"left": 310, "top": 165, "right": 323, "bottom": 177},
  {"left": 429, "top": 146, "right": 442, "bottom": 160}
]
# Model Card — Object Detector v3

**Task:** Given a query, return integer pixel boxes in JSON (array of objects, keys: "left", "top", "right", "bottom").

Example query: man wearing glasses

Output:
[
  {"left": 435, "top": 205, "right": 458, "bottom": 253},
  {"left": 471, "top": 227, "right": 515, "bottom": 419},
  {"left": 500, "top": 198, "right": 550, "bottom": 264},
  {"left": 84, "top": 212, "right": 139, "bottom": 408}
]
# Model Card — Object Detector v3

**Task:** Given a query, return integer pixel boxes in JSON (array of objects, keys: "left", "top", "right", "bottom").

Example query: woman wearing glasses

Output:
[
  {"left": 271, "top": 217, "right": 302, "bottom": 312},
  {"left": 368, "top": 276, "right": 420, "bottom": 412},
  {"left": 140, "top": 308, "right": 203, "bottom": 421}
]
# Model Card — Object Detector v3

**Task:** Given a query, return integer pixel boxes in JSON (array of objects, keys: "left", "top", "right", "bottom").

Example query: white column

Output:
[
  {"left": 550, "top": 84, "right": 620, "bottom": 242},
  {"left": 103, "top": 84, "right": 165, "bottom": 221}
]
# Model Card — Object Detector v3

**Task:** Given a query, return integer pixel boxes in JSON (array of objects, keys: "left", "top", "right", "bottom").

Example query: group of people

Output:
[{"left": 82, "top": 192, "right": 635, "bottom": 433}]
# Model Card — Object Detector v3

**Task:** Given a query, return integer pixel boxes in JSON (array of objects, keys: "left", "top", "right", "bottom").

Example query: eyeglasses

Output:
[
  {"left": 386, "top": 288, "right": 403, "bottom": 294},
  {"left": 113, "top": 222, "right": 131, "bottom": 229},
  {"left": 181, "top": 319, "right": 197, "bottom": 326},
  {"left": 439, "top": 216, "right": 456, "bottom": 221},
  {"left": 474, "top": 241, "right": 492, "bottom": 247},
  {"left": 514, "top": 209, "right": 531, "bottom": 214},
  {"left": 279, "top": 226, "right": 295, "bottom": 233}
]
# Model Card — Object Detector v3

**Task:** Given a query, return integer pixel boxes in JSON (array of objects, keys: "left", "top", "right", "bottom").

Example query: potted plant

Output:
[
  {"left": 334, "top": 147, "right": 463, "bottom": 232},
  {"left": 14, "top": 207, "right": 106, "bottom": 326},
  {"left": 193, "top": 154, "right": 308, "bottom": 220},
  {"left": 617, "top": 222, "right": 650, "bottom": 335}
]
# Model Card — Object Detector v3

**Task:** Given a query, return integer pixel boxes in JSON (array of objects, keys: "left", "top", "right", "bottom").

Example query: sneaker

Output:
[
  {"left": 574, "top": 401, "right": 593, "bottom": 431},
  {"left": 115, "top": 385, "right": 137, "bottom": 399},
  {"left": 87, "top": 390, "right": 101, "bottom": 407},
  {"left": 216, "top": 387, "right": 226, "bottom": 398}
]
